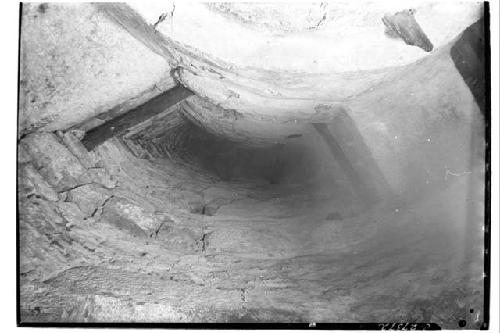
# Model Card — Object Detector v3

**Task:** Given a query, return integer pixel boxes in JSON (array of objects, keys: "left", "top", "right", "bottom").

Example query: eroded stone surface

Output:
[
  {"left": 18, "top": 164, "right": 59, "bottom": 202},
  {"left": 18, "top": 131, "right": 485, "bottom": 326},
  {"left": 88, "top": 168, "right": 117, "bottom": 189},
  {"left": 67, "top": 184, "right": 111, "bottom": 217},
  {"left": 20, "top": 133, "right": 90, "bottom": 192},
  {"left": 55, "top": 201, "right": 87, "bottom": 227}
]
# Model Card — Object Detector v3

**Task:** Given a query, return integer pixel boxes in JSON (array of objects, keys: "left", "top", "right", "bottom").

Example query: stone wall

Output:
[{"left": 19, "top": 3, "right": 175, "bottom": 136}]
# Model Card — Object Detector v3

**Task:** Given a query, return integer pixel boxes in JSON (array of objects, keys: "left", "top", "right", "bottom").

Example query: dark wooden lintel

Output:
[{"left": 82, "top": 85, "right": 193, "bottom": 150}]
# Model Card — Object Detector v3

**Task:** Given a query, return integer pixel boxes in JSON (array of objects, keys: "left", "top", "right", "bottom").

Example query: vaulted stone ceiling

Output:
[
  {"left": 115, "top": 2, "right": 480, "bottom": 143},
  {"left": 20, "top": 2, "right": 482, "bottom": 143},
  {"left": 127, "top": 1, "right": 481, "bottom": 125}
]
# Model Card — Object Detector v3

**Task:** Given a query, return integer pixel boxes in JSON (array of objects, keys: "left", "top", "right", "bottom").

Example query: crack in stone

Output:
[
  {"left": 57, "top": 183, "right": 93, "bottom": 194},
  {"left": 85, "top": 194, "right": 115, "bottom": 221},
  {"left": 309, "top": 3, "right": 328, "bottom": 30},
  {"left": 153, "top": 13, "right": 168, "bottom": 30},
  {"left": 152, "top": 4, "right": 175, "bottom": 31},
  {"left": 198, "top": 230, "right": 214, "bottom": 252},
  {"left": 240, "top": 288, "right": 246, "bottom": 304}
]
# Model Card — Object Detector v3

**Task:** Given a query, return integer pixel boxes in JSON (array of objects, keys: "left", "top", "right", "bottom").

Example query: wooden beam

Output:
[{"left": 82, "top": 85, "right": 193, "bottom": 150}]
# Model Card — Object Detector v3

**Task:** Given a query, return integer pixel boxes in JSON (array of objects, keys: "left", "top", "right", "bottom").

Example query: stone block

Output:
[
  {"left": 18, "top": 163, "right": 59, "bottom": 202},
  {"left": 20, "top": 133, "right": 90, "bottom": 192},
  {"left": 155, "top": 223, "right": 201, "bottom": 252},
  {"left": 67, "top": 184, "right": 111, "bottom": 217},
  {"left": 61, "top": 130, "right": 96, "bottom": 168},
  {"left": 18, "top": 144, "right": 32, "bottom": 164},
  {"left": 55, "top": 201, "right": 87, "bottom": 227},
  {"left": 88, "top": 168, "right": 117, "bottom": 189},
  {"left": 100, "top": 197, "right": 162, "bottom": 238}
]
